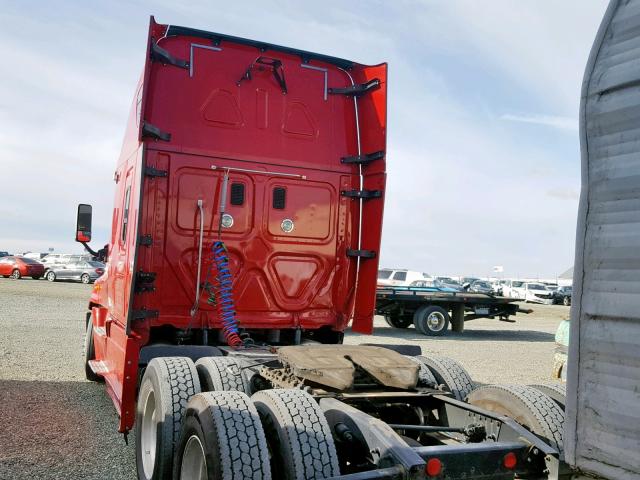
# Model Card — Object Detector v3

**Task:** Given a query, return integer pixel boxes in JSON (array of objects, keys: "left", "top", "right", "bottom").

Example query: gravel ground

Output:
[
  {"left": 346, "top": 303, "right": 569, "bottom": 385},
  {"left": 0, "top": 277, "right": 568, "bottom": 479},
  {"left": 0, "top": 278, "right": 136, "bottom": 480}
]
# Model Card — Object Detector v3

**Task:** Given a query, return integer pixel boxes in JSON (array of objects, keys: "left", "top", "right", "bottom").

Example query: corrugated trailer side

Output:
[{"left": 566, "top": 0, "right": 640, "bottom": 478}]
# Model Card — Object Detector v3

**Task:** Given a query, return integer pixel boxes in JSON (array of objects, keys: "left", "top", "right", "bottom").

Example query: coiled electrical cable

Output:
[{"left": 202, "top": 241, "right": 242, "bottom": 347}]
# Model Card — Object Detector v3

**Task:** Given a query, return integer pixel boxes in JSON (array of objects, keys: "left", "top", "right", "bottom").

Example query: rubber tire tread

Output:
[
  {"left": 83, "top": 318, "right": 101, "bottom": 382},
  {"left": 415, "top": 354, "right": 475, "bottom": 401},
  {"left": 174, "top": 391, "right": 271, "bottom": 480},
  {"left": 252, "top": 389, "right": 340, "bottom": 480},
  {"left": 468, "top": 384, "right": 564, "bottom": 453},
  {"left": 529, "top": 383, "right": 567, "bottom": 409},
  {"left": 196, "top": 356, "right": 249, "bottom": 393},
  {"left": 135, "top": 357, "right": 201, "bottom": 480},
  {"left": 383, "top": 314, "right": 412, "bottom": 329},
  {"left": 405, "top": 356, "right": 437, "bottom": 387}
]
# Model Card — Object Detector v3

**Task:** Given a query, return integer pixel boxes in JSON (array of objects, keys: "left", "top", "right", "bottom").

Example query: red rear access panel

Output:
[{"left": 132, "top": 17, "right": 387, "bottom": 336}]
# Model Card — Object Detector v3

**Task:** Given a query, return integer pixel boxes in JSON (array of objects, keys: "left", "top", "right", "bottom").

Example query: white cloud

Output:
[
  {"left": 500, "top": 113, "right": 578, "bottom": 132},
  {"left": 0, "top": 0, "right": 607, "bottom": 276}
]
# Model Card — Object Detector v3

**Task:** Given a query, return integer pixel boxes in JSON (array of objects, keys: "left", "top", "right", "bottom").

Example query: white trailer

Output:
[{"left": 565, "top": 1, "right": 640, "bottom": 478}]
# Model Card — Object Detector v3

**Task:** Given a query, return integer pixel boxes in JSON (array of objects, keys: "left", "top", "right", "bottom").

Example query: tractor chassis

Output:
[{"left": 218, "top": 346, "right": 561, "bottom": 480}]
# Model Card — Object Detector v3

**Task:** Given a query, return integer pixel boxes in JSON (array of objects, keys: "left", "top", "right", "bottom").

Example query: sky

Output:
[{"left": 0, "top": 0, "right": 608, "bottom": 278}]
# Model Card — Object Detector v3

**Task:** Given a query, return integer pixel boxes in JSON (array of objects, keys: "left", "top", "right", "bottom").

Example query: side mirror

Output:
[{"left": 76, "top": 204, "right": 92, "bottom": 243}]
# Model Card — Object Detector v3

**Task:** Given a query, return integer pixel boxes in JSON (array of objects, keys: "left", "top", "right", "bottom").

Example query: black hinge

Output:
[
  {"left": 347, "top": 249, "right": 376, "bottom": 259},
  {"left": 132, "top": 308, "right": 159, "bottom": 321},
  {"left": 142, "top": 122, "right": 171, "bottom": 142},
  {"left": 341, "top": 150, "right": 385, "bottom": 166},
  {"left": 150, "top": 42, "right": 189, "bottom": 69},
  {"left": 329, "top": 78, "right": 380, "bottom": 97},
  {"left": 135, "top": 271, "right": 156, "bottom": 293},
  {"left": 144, "top": 166, "right": 168, "bottom": 178},
  {"left": 341, "top": 189, "right": 382, "bottom": 200},
  {"left": 138, "top": 234, "right": 153, "bottom": 247}
]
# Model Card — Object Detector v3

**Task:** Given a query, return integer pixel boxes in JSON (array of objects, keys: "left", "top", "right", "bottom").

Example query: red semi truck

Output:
[{"left": 79, "top": 17, "right": 565, "bottom": 480}]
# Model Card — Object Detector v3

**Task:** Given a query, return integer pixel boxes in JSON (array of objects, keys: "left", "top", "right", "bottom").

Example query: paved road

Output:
[{"left": 0, "top": 277, "right": 567, "bottom": 478}]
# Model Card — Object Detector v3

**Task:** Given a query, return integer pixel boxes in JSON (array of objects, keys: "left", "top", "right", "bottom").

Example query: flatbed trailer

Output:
[{"left": 376, "top": 286, "right": 531, "bottom": 336}]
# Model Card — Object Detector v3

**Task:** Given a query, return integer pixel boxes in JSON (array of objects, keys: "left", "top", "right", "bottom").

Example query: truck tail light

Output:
[
  {"left": 426, "top": 458, "right": 442, "bottom": 477},
  {"left": 503, "top": 452, "right": 517, "bottom": 470}
]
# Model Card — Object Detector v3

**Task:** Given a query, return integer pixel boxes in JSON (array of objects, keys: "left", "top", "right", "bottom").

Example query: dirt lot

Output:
[{"left": 0, "top": 278, "right": 568, "bottom": 479}]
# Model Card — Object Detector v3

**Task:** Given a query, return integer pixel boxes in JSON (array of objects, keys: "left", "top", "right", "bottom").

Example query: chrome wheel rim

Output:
[
  {"left": 426, "top": 312, "right": 446, "bottom": 332},
  {"left": 11, "top": 270, "right": 19, "bottom": 279},
  {"left": 47, "top": 272, "right": 55, "bottom": 281},
  {"left": 81, "top": 274, "right": 89, "bottom": 284},
  {"left": 141, "top": 389, "right": 157, "bottom": 478},
  {"left": 181, "top": 435, "right": 208, "bottom": 480}
]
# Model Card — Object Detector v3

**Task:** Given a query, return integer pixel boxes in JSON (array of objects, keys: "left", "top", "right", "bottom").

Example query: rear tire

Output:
[
  {"left": 413, "top": 305, "right": 450, "bottom": 336},
  {"left": 406, "top": 356, "right": 437, "bottom": 387},
  {"left": 252, "top": 389, "right": 340, "bottom": 480},
  {"left": 563, "top": 296, "right": 571, "bottom": 306},
  {"left": 81, "top": 273, "right": 90, "bottom": 284},
  {"left": 10, "top": 269, "right": 21, "bottom": 279},
  {"left": 173, "top": 391, "right": 271, "bottom": 480},
  {"left": 529, "top": 383, "right": 566, "bottom": 410},
  {"left": 46, "top": 271, "right": 56, "bottom": 282},
  {"left": 468, "top": 384, "right": 564, "bottom": 454},
  {"left": 84, "top": 319, "right": 101, "bottom": 382},
  {"left": 414, "top": 355, "right": 475, "bottom": 401},
  {"left": 195, "top": 356, "right": 250, "bottom": 393},
  {"left": 136, "top": 357, "right": 201, "bottom": 480},
  {"left": 383, "top": 314, "right": 413, "bottom": 329}
]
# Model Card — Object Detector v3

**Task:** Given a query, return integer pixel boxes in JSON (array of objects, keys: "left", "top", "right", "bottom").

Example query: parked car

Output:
[
  {"left": 377, "top": 269, "right": 432, "bottom": 287},
  {"left": 469, "top": 280, "right": 494, "bottom": 295},
  {"left": 522, "top": 282, "right": 555, "bottom": 304},
  {"left": 45, "top": 260, "right": 105, "bottom": 284},
  {"left": 501, "top": 279, "right": 525, "bottom": 299},
  {"left": 460, "top": 276, "right": 479, "bottom": 286},
  {"left": 0, "top": 256, "right": 45, "bottom": 279},
  {"left": 553, "top": 285, "right": 572, "bottom": 306},
  {"left": 23, "top": 252, "right": 47, "bottom": 260},
  {"left": 490, "top": 280, "right": 504, "bottom": 295},
  {"left": 41, "top": 253, "right": 92, "bottom": 276},
  {"left": 435, "top": 277, "right": 463, "bottom": 290},
  {"left": 409, "top": 279, "right": 459, "bottom": 292},
  {"left": 0, "top": 251, "right": 9, "bottom": 258}
]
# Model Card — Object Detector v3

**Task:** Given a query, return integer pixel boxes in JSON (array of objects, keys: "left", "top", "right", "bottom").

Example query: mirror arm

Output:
[{"left": 81, "top": 242, "right": 98, "bottom": 257}]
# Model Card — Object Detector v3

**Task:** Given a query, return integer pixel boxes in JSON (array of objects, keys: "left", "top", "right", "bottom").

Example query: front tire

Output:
[
  {"left": 413, "top": 305, "right": 450, "bottom": 336},
  {"left": 136, "top": 357, "right": 201, "bottom": 480},
  {"left": 81, "top": 273, "right": 90, "bottom": 284},
  {"left": 10, "top": 269, "right": 21, "bottom": 279},
  {"left": 252, "top": 389, "right": 340, "bottom": 480},
  {"left": 46, "top": 271, "right": 56, "bottom": 282},
  {"left": 173, "top": 391, "right": 271, "bottom": 480},
  {"left": 563, "top": 296, "right": 571, "bottom": 306}
]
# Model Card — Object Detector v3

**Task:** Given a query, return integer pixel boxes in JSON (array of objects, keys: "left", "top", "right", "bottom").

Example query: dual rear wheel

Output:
[{"left": 136, "top": 356, "right": 341, "bottom": 480}]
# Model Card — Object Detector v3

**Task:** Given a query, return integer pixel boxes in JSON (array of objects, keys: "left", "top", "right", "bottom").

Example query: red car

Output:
[{"left": 0, "top": 256, "right": 45, "bottom": 279}]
